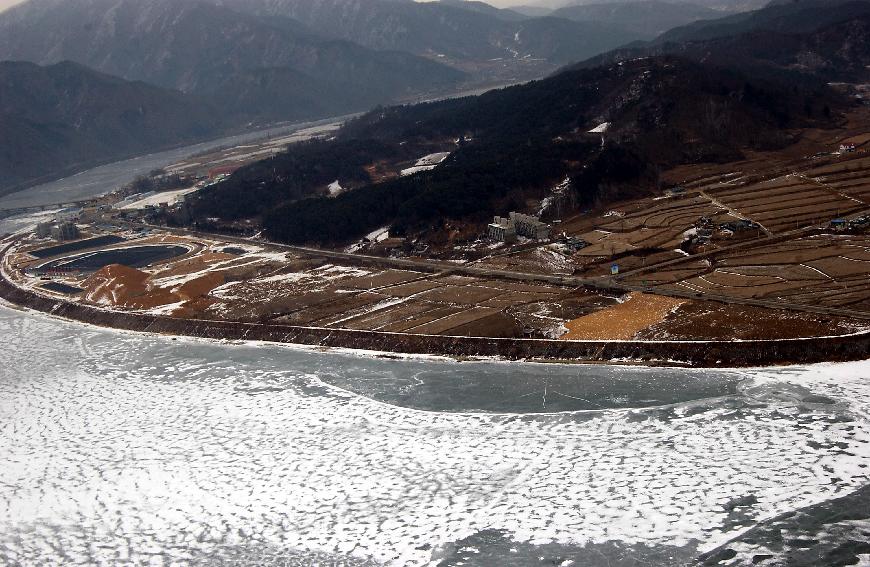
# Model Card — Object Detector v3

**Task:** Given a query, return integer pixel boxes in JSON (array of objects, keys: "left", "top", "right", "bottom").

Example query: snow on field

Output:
[
  {"left": 400, "top": 152, "right": 451, "bottom": 176},
  {"left": 210, "top": 264, "right": 373, "bottom": 299},
  {"left": 148, "top": 248, "right": 290, "bottom": 290},
  {"left": 0, "top": 210, "right": 58, "bottom": 235},
  {"left": 0, "top": 307, "right": 868, "bottom": 566},
  {"left": 144, "top": 300, "right": 186, "bottom": 316},
  {"left": 120, "top": 186, "right": 200, "bottom": 209},
  {"left": 400, "top": 165, "right": 437, "bottom": 176}
]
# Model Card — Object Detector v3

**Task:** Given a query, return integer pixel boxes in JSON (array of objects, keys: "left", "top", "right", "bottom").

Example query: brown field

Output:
[
  {"left": 637, "top": 302, "right": 865, "bottom": 340},
  {"left": 627, "top": 234, "right": 870, "bottom": 314},
  {"left": 560, "top": 293, "right": 684, "bottom": 340},
  {"left": 10, "top": 229, "right": 611, "bottom": 339}
]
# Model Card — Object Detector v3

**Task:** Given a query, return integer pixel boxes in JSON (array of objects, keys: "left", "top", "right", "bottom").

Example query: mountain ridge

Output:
[
  {"left": 0, "top": 60, "right": 223, "bottom": 194},
  {"left": 0, "top": 0, "right": 465, "bottom": 123}
]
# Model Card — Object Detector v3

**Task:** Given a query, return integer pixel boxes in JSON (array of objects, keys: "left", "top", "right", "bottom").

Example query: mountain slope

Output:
[
  {"left": 0, "top": 0, "right": 464, "bottom": 123},
  {"left": 188, "top": 56, "right": 841, "bottom": 245},
  {"left": 654, "top": 0, "right": 870, "bottom": 44},
  {"left": 438, "top": 0, "right": 530, "bottom": 21},
  {"left": 0, "top": 61, "right": 220, "bottom": 194},
  {"left": 656, "top": 16, "right": 870, "bottom": 83},
  {"left": 577, "top": 5, "right": 870, "bottom": 84},
  {"left": 213, "top": 0, "right": 642, "bottom": 65},
  {"left": 552, "top": 1, "right": 722, "bottom": 39}
]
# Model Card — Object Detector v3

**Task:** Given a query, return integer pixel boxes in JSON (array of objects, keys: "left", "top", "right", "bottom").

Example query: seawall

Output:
[{"left": 2, "top": 262, "right": 869, "bottom": 367}]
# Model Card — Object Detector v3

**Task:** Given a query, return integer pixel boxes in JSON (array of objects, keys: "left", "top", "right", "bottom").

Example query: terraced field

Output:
[
  {"left": 676, "top": 151, "right": 870, "bottom": 236},
  {"left": 629, "top": 235, "right": 870, "bottom": 313},
  {"left": 703, "top": 176, "right": 863, "bottom": 233}
]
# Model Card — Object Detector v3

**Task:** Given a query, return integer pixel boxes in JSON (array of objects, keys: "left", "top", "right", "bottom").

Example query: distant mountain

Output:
[
  {"left": 678, "top": 15, "right": 870, "bottom": 82},
  {"left": 552, "top": 1, "right": 722, "bottom": 39},
  {"left": 654, "top": 0, "right": 870, "bottom": 44},
  {"left": 509, "top": 5, "right": 555, "bottom": 17},
  {"left": 0, "top": 61, "right": 220, "bottom": 194},
  {"left": 535, "top": 0, "right": 767, "bottom": 12},
  {"left": 212, "top": 0, "right": 643, "bottom": 65},
  {"left": 578, "top": 1, "right": 870, "bottom": 83},
  {"left": 0, "top": 0, "right": 464, "bottom": 124},
  {"left": 437, "top": 0, "right": 530, "bottom": 21}
]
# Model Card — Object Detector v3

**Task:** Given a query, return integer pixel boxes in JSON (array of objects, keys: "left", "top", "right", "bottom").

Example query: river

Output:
[
  {"left": 1, "top": 299, "right": 869, "bottom": 566},
  {"left": 0, "top": 76, "right": 537, "bottom": 214},
  {"left": 0, "top": 77, "right": 533, "bottom": 213},
  {"left": 0, "top": 118, "right": 348, "bottom": 211}
]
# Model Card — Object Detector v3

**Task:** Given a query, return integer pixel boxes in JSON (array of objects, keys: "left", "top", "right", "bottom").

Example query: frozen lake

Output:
[{"left": 0, "top": 305, "right": 869, "bottom": 566}]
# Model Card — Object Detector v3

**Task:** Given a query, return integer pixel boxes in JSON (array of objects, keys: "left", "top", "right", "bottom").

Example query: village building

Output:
[
  {"left": 50, "top": 222, "right": 80, "bottom": 242},
  {"left": 35, "top": 222, "right": 53, "bottom": 239},
  {"left": 488, "top": 212, "right": 552, "bottom": 243},
  {"left": 55, "top": 207, "right": 82, "bottom": 223},
  {"left": 509, "top": 212, "right": 551, "bottom": 240},
  {"left": 487, "top": 216, "right": 517, "bottom": 243}
]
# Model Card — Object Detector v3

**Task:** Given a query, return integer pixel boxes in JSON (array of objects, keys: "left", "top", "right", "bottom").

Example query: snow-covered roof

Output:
[{"left": 588, "top": 122, "right": 611, "bottom": 134}]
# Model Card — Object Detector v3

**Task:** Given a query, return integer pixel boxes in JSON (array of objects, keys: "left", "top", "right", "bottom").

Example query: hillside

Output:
[
  {"left": 578, "top": 3, "right": 870, "bottom": 84},
  {"left": 438, "top": 0, "right": 529, "bottom": 21},
  {"left": 212, "top": 0, "right": 642, "bottom": 67},
  {"left": 188, "top": 56, "right": 842, "bottom": 246},
  {"left": 0, "top": 61, "right": 220, "bottom": 195},
  {"left": 654, "top": 0, "right": 870, "bottom": 44},
  {"left": 0, "top": 0, "right": 464, "bottom": 124},
  {"left": 552, "top": 1, "right": 721, "bottom": 39},
  {"left": 656, "top": 16, "right": 870, "bottom": 83}
]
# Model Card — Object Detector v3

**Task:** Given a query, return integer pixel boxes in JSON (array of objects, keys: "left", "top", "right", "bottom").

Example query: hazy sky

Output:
[{"left": 0, "top": 0, "right": 541, "bottom": 12}]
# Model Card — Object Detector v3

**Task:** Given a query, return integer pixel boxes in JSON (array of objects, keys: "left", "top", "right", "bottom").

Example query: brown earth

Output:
[
  {"left": 637, "top": 301, "right": 866, "bottom": 340},
  {"left": 560, "top": 293, "right": 684, "bottom": 340}
]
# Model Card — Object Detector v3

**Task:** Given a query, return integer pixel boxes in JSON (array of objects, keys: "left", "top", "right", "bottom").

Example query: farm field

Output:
[
  {"left": 6, "top": 218, "right": 868, "bottom": 342},
  {"left": 4, "top": 227, "right": 621, "bottom": 340},
  {"left": 624, "top": 233, "right": 870, "bottom": 313}
]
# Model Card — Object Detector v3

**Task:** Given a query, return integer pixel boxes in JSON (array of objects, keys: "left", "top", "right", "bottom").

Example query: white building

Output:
[
  {"left": 487, "top": 212, "right": 551, "bottom": 242},
  {"left": 488, "top": 216, "right": 517, "bottom": 243},
  {"left": 509, "top": 212, "right": 551, "bottom": 240}
]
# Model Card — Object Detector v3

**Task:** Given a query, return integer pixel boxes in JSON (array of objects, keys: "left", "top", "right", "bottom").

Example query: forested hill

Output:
[
  {"left": 214, "top": 0, "right": 641, "bottom": 66},
  {"left": 576, "top": 0, "right": 870, "bottom": 84},
  {"left": 653, "top": 0, "right": 870, "bottom": 45},
  {"left": 0, "top": 61, "right": 221, "bottom": 195},
  {"left": 188, "top": 56, "right": 842, "bottom": 247},
  {"left": 551, "top": 1, "right": 722, "bottom": 40}
]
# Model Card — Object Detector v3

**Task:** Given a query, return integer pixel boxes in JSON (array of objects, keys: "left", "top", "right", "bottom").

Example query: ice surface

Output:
[{"left": 0, "top": 306, "right": 868, "bottom": 566}]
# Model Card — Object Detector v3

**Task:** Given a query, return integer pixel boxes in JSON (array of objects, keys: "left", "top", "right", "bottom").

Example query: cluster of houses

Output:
[
  {"left": 36, "top": 221, "right": 80, "bottom": 242},
  {"left": 831, "top": 216, "right": 870, "bottom": 231},
  {"left": 487, "top": 212, "right": 552, "bottom": 243},
  {"left": 839, "top": 143, "right": 857, "bottom": 154},
  {"left": 719, "top": 219, "right": 760, "bottom": 233},
  {"left": 34, "top": 207, "right": 85, "bottom": 241}
]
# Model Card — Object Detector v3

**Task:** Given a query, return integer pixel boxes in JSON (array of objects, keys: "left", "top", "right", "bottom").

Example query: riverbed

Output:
[
  {"left": 0, "top": 302, "right": 868, "bottom": 566},
  {"left": 0, "top": 118, "right": 348, "bottom": 211}
]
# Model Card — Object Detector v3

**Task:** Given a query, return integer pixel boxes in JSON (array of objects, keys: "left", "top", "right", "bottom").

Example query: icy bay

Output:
[{"left": 0, "top": 306, "right": 869, "bottom": 566}]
